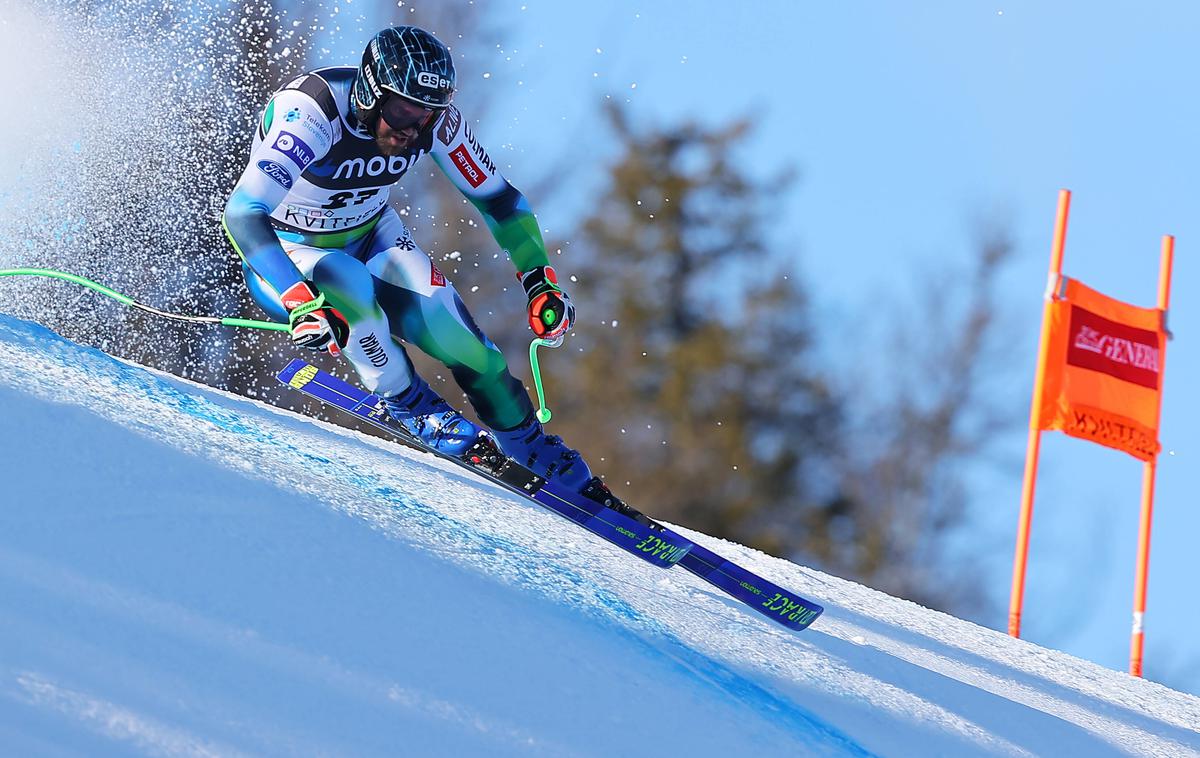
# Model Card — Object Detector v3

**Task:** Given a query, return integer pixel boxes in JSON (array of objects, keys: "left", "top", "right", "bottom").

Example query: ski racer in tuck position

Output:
[{"left": 223, "top": 25, "right": 618, "bottom": 503}]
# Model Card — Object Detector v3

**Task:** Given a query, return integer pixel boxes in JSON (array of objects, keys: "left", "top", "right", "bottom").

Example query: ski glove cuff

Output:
[
  {"left": 282, "top": 281, "right": 350, "bottom": 357},
  {"left": 519, "top": 265, "right": 575, "bottom": 344}
]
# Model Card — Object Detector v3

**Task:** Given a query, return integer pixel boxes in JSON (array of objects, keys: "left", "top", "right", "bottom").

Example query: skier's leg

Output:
[
  {"left": 364, "top": 215, "right": 533, "bottom": 431},
  {"left": 364, "top": 215, "right": 593, "bottom": 490},
  {"left": 240, "top": 245, "right": 415, "bottom": 395}
]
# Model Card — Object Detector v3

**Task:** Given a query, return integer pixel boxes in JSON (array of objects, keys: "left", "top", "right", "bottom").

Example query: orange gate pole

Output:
[
  {"left": 1009, "top": 189, "right": 1071, "bottom": 639},
  {"left": 1129, "top": 234, "right": 1174, "bottom": 676}
]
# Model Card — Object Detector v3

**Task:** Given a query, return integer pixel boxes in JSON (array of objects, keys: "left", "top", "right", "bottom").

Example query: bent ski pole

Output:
[
  {"left": 0, "top": 268, "right": 289, "bottom": 333},
  {"left": 528, "top": 337, "right": 561, "bottom": 423},
  {"left": 7, "top": 267, "right": 564, "bottom": 416}
]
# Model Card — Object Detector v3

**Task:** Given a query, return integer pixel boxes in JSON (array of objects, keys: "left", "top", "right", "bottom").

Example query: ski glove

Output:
[
  {"left": 281, "top": 281, "right": 350, "bottom": 357},
  {"left": 519, "top": 265, "right": 575, "bottom": 344}
]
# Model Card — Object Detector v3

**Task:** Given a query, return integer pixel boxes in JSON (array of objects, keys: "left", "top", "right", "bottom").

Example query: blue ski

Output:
[
  {"left": 677, "top": 546, "right": 823, "bottom": 631},
  {"left": 276, "top": 360, "right": 691, "bottom": 569},
  {"left": 276, "top": 360, "right": 822, "bottom": 630}
]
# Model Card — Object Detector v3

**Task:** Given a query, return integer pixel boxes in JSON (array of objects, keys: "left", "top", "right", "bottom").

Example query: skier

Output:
[{"left": 222, "top": 25, "right": 610, "bottom": 499}]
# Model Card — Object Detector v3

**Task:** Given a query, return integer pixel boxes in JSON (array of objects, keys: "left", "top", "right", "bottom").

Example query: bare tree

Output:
[{"left": 825, "top": 222, "right": 1022, "bottom": 613}]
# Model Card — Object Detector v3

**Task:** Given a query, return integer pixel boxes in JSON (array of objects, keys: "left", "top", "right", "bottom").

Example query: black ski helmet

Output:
[{"left": 353, "top": 26, "right": 456, "bottom": 121}]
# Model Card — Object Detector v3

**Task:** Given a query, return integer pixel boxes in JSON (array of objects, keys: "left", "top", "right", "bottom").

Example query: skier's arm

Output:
[
  {"left": 221, "top": 89, "right": 334, "bottom": 297},
  {"left": 428, "top": 108, "right": 573, "bottom": 340},
  {"left": 427, "top": 107, "right": 550, "bottom": 273}
]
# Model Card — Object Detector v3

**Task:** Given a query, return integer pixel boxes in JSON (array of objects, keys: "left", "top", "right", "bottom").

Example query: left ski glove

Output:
[
  {"left": 519, "top": 265, "right": 575, "bottom": 344},
  {"left": 281, "top": 281, "right": 350, "bottom": 357}
]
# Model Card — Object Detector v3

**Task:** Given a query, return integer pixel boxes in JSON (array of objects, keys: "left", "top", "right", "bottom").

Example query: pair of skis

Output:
[{"left": 277, "top": 360, "right": 823, "bottom": 632}]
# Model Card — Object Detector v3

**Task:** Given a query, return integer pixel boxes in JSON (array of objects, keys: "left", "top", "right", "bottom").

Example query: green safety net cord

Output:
[{"left": 0, "top": 267, "right": 561, "bottom": 422}]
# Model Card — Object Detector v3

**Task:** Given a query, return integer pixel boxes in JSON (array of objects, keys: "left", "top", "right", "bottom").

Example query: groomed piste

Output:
[{"left": 0, "top": 314, "right": 1197, "bottom": 757}]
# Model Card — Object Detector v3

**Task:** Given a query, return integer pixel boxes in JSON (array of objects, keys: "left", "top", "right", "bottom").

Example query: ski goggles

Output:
[{"left": 379, "top": 95, "right": 439, "bottom": 132}]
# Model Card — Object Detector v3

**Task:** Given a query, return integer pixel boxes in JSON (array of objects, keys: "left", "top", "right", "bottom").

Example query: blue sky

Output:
[{"left": 400, "top": 0, "right": 1198, "bottom": 689}]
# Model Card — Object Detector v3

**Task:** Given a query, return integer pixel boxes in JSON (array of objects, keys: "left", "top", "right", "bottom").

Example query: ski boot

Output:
[
  {"left": 490, "top": 412, "right": 661, "bottom": 529},
  {"left": 380, "top": 375, "right": 482, "bottom": 457},
  {"left": 490, "top": 410, "right": 593, "bottom": 491}
]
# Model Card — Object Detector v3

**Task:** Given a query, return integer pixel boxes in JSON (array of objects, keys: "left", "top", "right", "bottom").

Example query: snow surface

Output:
[{"left": 0, "top": 313, "right": 1197, "bottom": 758}]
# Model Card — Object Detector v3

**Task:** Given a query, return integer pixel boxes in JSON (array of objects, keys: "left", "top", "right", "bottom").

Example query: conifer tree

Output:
[{"left": 556, "top": 103, "right": 847, "bottom": 555}]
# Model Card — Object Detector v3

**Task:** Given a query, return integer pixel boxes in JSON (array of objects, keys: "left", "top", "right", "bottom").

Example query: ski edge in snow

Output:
[
  {"left": 276, "top": 359, "right": 692, "bottom": 569},
  {"left": 678, "top": 546, "right": 824, "bottom": 631},
  {"left": 276, "top": 359, "right": 823, "bottom": 631}
]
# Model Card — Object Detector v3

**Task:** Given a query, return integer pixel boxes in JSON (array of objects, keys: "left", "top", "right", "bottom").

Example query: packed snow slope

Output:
[{"left": 0, "top": 315, "right": 1197, "bottom": 758}]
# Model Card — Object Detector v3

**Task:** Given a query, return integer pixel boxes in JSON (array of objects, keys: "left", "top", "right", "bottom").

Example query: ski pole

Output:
[
  {"left": 0, "top": 267, "right": 289, "bottom": 333},
  {"left": 7, "top": 267, "right": 563, "bottom": 418},
  {"left": 528, "top": 336, "right": 561, "bottom": 423}
]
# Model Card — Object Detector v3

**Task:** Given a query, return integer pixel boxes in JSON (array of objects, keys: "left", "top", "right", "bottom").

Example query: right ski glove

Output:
[
  {"left": 281, "top": 281, "right": 350, "bottom": 357},
  {"left": 519, "top": 265, "right": 575, "bottom": 344}
]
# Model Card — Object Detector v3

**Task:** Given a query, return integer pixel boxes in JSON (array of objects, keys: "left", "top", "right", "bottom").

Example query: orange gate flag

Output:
[{"left": 1036, "top": 276, "right": 1167, "bottom": 462}]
